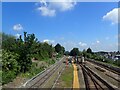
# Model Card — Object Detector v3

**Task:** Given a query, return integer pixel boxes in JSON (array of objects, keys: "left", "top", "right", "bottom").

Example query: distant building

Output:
[{"left": 114, "top": 55, "right": 120, "bottom": 61}]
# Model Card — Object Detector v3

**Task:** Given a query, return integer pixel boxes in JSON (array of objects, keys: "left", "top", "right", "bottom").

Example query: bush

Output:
[
  {"left": 113, "top": 59, "right": 120, "bottom": 67},
  {"left": 21, "top": 62, "right": 45, "bottom": 78},
  {"left": 2, "top": 50, "right": 20, "bottom": 73},
  {"left": 2, "top": 71, "right": 16, "bottom": 85},
  {"left": 2, "top": 50, "right": 20, "bottom": 84},
  {"left": 46, "top": 59, "right": 55, "bottom": 65}
]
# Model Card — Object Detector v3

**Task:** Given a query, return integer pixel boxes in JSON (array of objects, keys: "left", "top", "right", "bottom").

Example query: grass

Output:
[
  {"left": 20, "top": 62, "right": 45, "bottom": 78},
  {"left": 57, "top": 65, "right": 73, "bottom": 88},
  {"left": 20, "top": 58, "right": 56, "bottom": 79}
]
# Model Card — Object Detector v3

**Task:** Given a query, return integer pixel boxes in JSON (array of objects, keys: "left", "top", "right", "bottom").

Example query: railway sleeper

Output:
[{"left": 84, "top": 65, "right": 117, "bottom": 90}]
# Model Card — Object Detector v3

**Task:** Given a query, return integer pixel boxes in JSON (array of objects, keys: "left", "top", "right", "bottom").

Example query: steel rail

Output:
[{"left": 80, "top": 64, "right": 115, "bottom": 90}]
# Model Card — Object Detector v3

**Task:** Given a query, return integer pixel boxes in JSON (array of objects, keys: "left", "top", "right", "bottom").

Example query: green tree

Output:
[
  {"left": 12, "top": 32, "right": 36, "bottom": 73},
  {"left": 70, "top": 48, "right": 79, "bottom": 56},
  {"left": 43, "top": 43, "right": 54, "bottom": 58},
  {"left": 61, "top": 46, "right": 65, "bottom": 54},
  {"left": 55, "top": 43, "right": 62, "bottom": 53},
  {"left": 87, "top": 48, "right": 92, "bottom": 54},
  {"left": 2, "top": 33, "right": 16, "bottom": 51}
]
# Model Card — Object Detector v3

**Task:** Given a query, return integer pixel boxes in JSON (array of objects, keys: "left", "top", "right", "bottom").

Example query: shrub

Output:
[
  {"left": 2, "top": 71, "right": 16, "bottom": 85},
  {"left": 2, "top": 50, "right": 20, "bottom": 73},
  {"left": 2, "top": 50, "right": 20, "bottom": 84}
]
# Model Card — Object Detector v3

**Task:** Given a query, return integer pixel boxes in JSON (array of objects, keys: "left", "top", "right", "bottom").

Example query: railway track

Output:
[
  {"left": 86, "top": 59, "right": 120, "bottom": 75},
  {"left": 24, "top": 57, "right": 65, "bottom": 88},
  {"left": 41, "top": 63, "right": 65, "bottom": 88},
  {"left": 80, "top": 64, "right": 116, "bottom": 90}
]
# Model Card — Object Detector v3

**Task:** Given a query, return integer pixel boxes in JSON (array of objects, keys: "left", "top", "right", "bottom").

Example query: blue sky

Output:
[{"left": 2, "top": 2, "right": 118, "bottom": 51}]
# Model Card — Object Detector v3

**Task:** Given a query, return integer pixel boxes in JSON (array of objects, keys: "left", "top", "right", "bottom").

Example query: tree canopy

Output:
[
  {"left": 54, "top": 43, "right": 65, "bottom": 54},
  {"left": 87, "top": 48, "right": 92, "bottom": 54},
  {"left": 2, "top": 32, "right": 64, "bottom": 84},
  {"left": 70, "top": 48, "right": 79, "bottom": 56}
]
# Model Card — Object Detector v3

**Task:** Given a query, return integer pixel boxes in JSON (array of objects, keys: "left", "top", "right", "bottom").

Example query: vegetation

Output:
[
  {"left": 56, "top": 66, "right": 73, "bottom": 88},
  {"left": 69, "top": 48, "right": 79, "bottom": 56},
  {"left": 68, "top": 47, "right": 120, "bottom": 67},
  {"left": 1, "top": 31, "right": 120, "bottom": 85},
  {"left": 20, "top": 62, "right": 45, "bottom": 78},
  {"left": 55, "top": 43, "right": 65, "bottom": 55},
  {"left": 2, "top": 33, "right": 16, "bottom": 51},
  {"left": 86, "top": 48, "right": 92, "bottom": 54},
  {"left": 81, "top": 48, "right": 120, "bottom": 67},
  {"left": 2, "top": 50, "right": 20, "bottom": 84},
  {"left": 1, "top": 32, "right": 64, "bottom": 85}
]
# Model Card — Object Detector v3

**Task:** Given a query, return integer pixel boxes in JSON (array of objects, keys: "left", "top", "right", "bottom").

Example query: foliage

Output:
[
  {"left": 61, "top": 46, "right": 65, "bottom": 54},
  {"left": 21, "top": 62, "right": 45, "bottom": 78},
  {"left": 12, "top": 32, "right": 35, "bottom": 73},
  {"left": 2, "top": 50, "right": 20, "bottom": 73},
  {"left": 2, "top": 71, "right": 16, "bottom": 85},
  {"left": 82, "top": 48, "right": 120, "bottom": 68},
  {"left": 46, "top": 59, "right": 55, "bottom": 65},
  {"left": 1, "top": 32, "right": 64, "bottom": 85},
  {"left": 2, "top": 33, "right": 16, "bottom": 51},
  {"left": 30, "top": 42, "right": 54, "bottom": 60},
  {"left": 86, "top": 48, "right": 92, "bottom": 54},
  {"left": 70, "top": 48, "right": 79, "bottom": 56},
  {"left": 2, "top": 50, "right": 20, "bottom": 84},
  {"left": 55, "top": 43, "right": 65, "bottom": 54},
  {"left": 103, "top": 58, "right": 120, "bottom": 67},
  {"left": 41, "top": 43, "right": 54, "bottom": 58},
  {"left": 55, "top": 43, "right": 61, "bottom": 53},
  {"left": 114, "top": 59, "right": 120, "bottom": 67}
]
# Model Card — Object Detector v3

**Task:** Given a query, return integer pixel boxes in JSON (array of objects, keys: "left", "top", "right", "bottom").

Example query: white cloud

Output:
[
  {"left": 49, "top": 1, "right": 76, "bottom": 11},
  {"left": 39, "top": 0, "right": 47, "bottom": 6},
  {"left": 79, "top": 42, "right": 87, "bottom": 47},
  {"left": 96, "top": 40, "right": 100, "bottom": 44},
  {"left": 43, "top": 39, "right": 55, "bottom": 44},
  {"left": 103, "top": 8, "right": 119, "bottom": 24},
  {"left": 13, "top": 24, "right": 23, "bottom": 31},
  {"left": 38, "top": 7, "right": 56, "bottom": 16},
  {"left": 36, "top": 0, "right": 77, "bottom": 17},
  {"left": 57, "top": 40, "right": 117, "bottom": 52},
  {"left": 15, "top": 33, "right": 21, "bottom": 38}
]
